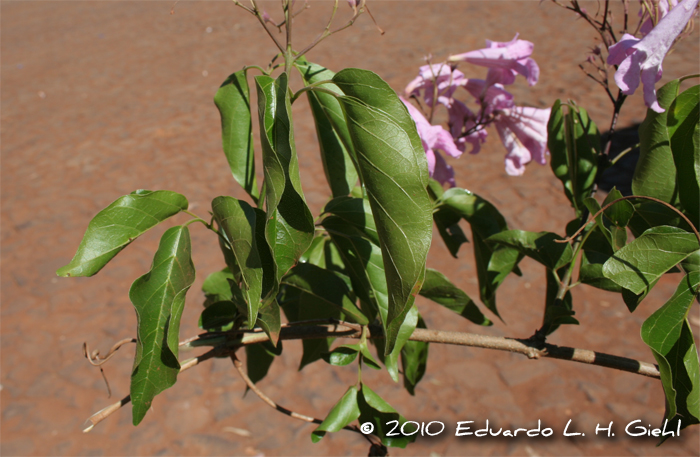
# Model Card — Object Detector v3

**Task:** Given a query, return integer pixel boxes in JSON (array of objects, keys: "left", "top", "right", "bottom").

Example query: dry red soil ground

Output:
[{"left": 2, "top": 1, "right": 700, "bottom": 456}]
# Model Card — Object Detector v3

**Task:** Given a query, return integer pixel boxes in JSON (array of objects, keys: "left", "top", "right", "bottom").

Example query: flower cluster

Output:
[{"left": 402, "top": 35, "right": 550, "bottom": 184}]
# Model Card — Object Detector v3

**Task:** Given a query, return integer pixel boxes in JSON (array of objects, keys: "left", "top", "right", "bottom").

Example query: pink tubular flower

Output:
[
  {"left": 493, "top": 106, "right": 551, "bottom": 176},
  {"left": 608, "top": 0, "right": 699, "bottom": 113},
  {"left": 404, "top": 64, "right": 466, "bottom": 108},
  {"left": 448, "top": 35, "right": 540, "bottom": 86},
  {"left": 401, "top": 97, "right": 462, "bottom": 186}
]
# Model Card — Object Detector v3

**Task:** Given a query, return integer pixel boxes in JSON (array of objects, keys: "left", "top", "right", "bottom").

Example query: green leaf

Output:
[
  {"left": 439, "top": 188, "right": 521, "bottom": 318},
  {"left": 419, "top": 268, "right": 491, "bottom": 326},
  {"left": 359, "top": 342, "right": 382, "bottom": 370},
  {"left": 323, "top": 216, "right": 385, "bottom": 325},
  {"left": 282, "top": 262, "right": 368, "bottom": 324},
  {"left": 214, "top": 70, "right": 259, "bottom": 202},
  {"left": 257, "top": 300, "right": 281, "bottom": 347},
  {"left": 322, "top": 344, "right": 360, "bottom": 366},
  {"left": 384, "top": 305, "right": 419, "bottom": 382},
  {"left": 578, "top": 251, "right": 622, "bottom": 293},
  {"left": 57, "top": 190, "right": 188, "bottom": 277},
  {"left": 202, "top": 267, "right": 235, "bottom": 306},
  {"left": 681, "top": 250, "right": 700, "bottom": 274},
  {"left": 627, "top": 200, "right": 686, "bottom": 237},
  {"left": 642, "top": 272, "right": 700, "bottom": 354},
  {"left": 212, "top": 197, "right": 269, "bottom": 328},
  {"left": 199, "top": 300, "right": 237, "bottom": 331},
  {"left": 548, "top": 100, "right": 600, "bottom": 217},
  {"left": 323, "top": 196, "right": 378, "bottom": 244},
  {"left": 255, "top": 73, "right": 315, "bottom": 285},
  {"left": 487, "top": 230, "right": 573, "bottom": 271},
  {"left": 642, "top": 273, "right": 700, "bottom": 436},
  {"left": 401, "top": 315, "right": 428, "bottom": 395},
  {"left": 129, "top": 225, "right": 195, "bottom": 425},
  {"left": 311, "top": 387, "right": 360, "bottom": 443},
  {"left": 602, "top": 187, "right": 635, "bottom": 228},
  {"left": 358, "top": 384, "right": 416, "bottom": 448},
  {"left": 633, "top": 79, "right": 682, "bottom": 206},
  {"left": 332, "top": 68, "right": 433, "bottom": 354},
  {"left": 602, "top": 226, "right": 700, "bottom": 294},
  {"left": 246, "top": 340, "right": 283, "bottom": 385},
  {"left": 668, "top": 85, "right": 700, "bottom": 225},
  {"left": 433, "top": 205, "right": 468, "bottom": 258},
  {"left": 296, "top": 59, "right": 358, "bottom": 197}
]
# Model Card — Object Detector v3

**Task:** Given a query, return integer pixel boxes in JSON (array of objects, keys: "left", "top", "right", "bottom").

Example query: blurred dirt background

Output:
[{"left": 2, "top": 1, "right": 700, "bottom": 456}]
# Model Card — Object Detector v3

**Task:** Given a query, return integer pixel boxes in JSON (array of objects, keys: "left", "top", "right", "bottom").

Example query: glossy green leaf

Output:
[
  {"left": 633, "top": 79, "right": 682, "bottom": 206},
  {"left": 214, "top": 70, "right": 259, "bottom": 202},
  {"left": 487, "top": 230, "right": 573, "bottom": 271},
  {"left": 296, "top": 59, "right": 358, "bottom": 197},
  {"left": 548, "top": 100, "right": 600, "bottom": 217},
  {"left": 246, "top": 340, "right": 283, "bottom": 385},
  {"left": 212, "top": 197, "right": 269, "bottom": 328},
  {"left": 602, "top": 226, "right": 700, "bottom": 294},
  {"left": 311, "top": 387, "right": 361, "bottom": 443},
  {"left": 642, "top": 273, "right": 700, "bottom": 436},
  {"left": 57, "top": 190, "right": 188, "bottom": 277},
  {"left": 439, "top": 188, "right": 521, "bottom": 318},
  {"left": 627, "top": 200, "right": 686, "bottom": 237},
  {"left": 401, "top": 315, "right": 428, "bottom": 396},
  {"left": 255, "top": 73, "right": 315, "bottom": 285},
  {"left": 358, "top": 384, "right": 416, "bottom": 448},
  {"left": 129, "top": 225, "right": 195, "bottom": 425},
  {"left": 332, "top": 68, "right": 433, "bottom": 355},
  {"left": 282, "top": 262, "right": 368, "bottom": 324},
  {"left": 668, "top": 85, "right": 700, "bottom": 225},
  {"left": 419, "top": 268, "right": 490, "bottom": 326},
  {"left": 322, "top": 344, "right": 360, "bottom": 366}
]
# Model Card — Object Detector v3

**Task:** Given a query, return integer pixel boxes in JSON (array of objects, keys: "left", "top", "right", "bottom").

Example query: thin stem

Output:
[
  {"left": 232, "top": 324, "right": 660, "bottom": 378},
  {"left": 250, "top": 0, "right": 285, "bottom": 53},
  {"left": 609, "top": 143, "right": 640, "bottom": 165},
  {"left": 562, "top": 195, "right": 700, "bottom": 246},
  {"left": 230, "top": 354, "right": 378, "bottom": 446},
  {"left": 83, "top": 347, "right": 226, "bottom": 433}
]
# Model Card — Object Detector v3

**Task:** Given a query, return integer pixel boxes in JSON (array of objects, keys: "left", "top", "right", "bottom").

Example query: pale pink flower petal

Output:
[
  {"left": 404, "top": 64, "right": 466, "bottom": 108},
  {"left": 494, "top": 106, "right": 551, "bottom": 176},
  {"left": 608, "top": 0, "right": 699, "bottom": 113},
  {"left": 448, "top": 35, "right": 540, "bottom": 86}
]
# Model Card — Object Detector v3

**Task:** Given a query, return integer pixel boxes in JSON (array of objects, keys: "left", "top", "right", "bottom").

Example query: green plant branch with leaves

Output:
[{"left": 59, "top": 0, "right": 699, "bottom": 454}]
